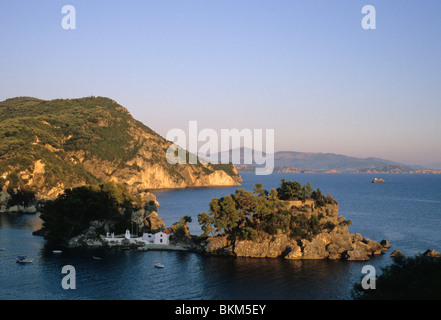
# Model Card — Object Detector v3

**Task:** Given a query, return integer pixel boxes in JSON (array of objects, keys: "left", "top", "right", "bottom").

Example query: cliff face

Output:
[
  {"left": 202, "top": 203, "right": 389, "bottom": 261},
  {"left": 0, "top": 97, "right": 241, "bottom": 199}
]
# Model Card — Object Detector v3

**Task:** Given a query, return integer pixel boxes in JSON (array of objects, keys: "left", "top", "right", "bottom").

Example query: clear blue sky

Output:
[{"left": 1, "top": 1, "right": 440, "bottom": 166}]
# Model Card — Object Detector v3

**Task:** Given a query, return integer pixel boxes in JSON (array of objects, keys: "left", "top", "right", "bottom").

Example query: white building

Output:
[
  {"left": 142, "top": 231, "right": 170, "bottom": 245},
  {"left": 105, "top": 230, "right": 171, "bottom": 246},
  {"left": 154, "top": 231, "right": 170, "bottom": 245}
]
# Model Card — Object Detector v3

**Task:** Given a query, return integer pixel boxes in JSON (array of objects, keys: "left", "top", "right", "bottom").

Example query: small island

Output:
[
  {"left": 197, "top": 179, "right": 389, "bottom": 261},
  {"left": 35, "top": 179, "right": 389, "bottom": 261}
]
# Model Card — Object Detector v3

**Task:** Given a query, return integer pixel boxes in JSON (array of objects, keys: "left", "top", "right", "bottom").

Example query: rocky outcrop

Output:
[
  {"left": 203, "top": 231, "right": 388, "bottom": 261},
  {"left": 129, "top": 195, "right": 166, "bottom": 233},
  {"left": 390, "top": 249, "right": 403, "bottom": 257},
  {"left": 423, "top": 249, "right": 441, "bottom": 258},
  {"left": 144, "top": 211, "right": 166, "bottom": 233},
  {"left": 201, "top": 203, "right": 389, "bottom": 261}
]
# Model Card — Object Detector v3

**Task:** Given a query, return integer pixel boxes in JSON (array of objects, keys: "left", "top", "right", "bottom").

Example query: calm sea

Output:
[{"left": 1, "top": 173, "right": 440, "bottom": 300}]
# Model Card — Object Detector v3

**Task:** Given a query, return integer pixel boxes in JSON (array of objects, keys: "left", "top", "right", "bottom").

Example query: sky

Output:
[{"left": 1, "top": 0, "right": 441, "bottom": 167}]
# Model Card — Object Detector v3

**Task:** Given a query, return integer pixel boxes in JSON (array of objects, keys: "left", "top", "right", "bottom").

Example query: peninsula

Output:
[{"left": 0, "top": 96, "right": 241, "bottom": 210}]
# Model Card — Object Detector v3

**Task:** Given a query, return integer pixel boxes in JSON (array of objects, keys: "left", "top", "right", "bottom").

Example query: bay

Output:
[{"left": 1, "top": 173, "right": 440, "bottom": 300}]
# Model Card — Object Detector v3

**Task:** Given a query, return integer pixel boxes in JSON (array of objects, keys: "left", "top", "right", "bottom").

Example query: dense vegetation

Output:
[
  {"left": 0, "top": 186, "right": 36, "bottom": 209},
  {"left": 39, "top": 182, "right": 141, "bottom": 243},
  {"left": 198, "top": 179, "right": 338, "bottom": 241},
  {"left": 0, "top": 97, "right": 140, "bottom": 192},
  {"left": 0, "top": 96, "right": 240, "bottom": 195},
  {"left": 170, "top": 215, "right": 193, "bottom": 243},
  {"left": 352, "top": 255, "right": 441, "bottom": 299}
]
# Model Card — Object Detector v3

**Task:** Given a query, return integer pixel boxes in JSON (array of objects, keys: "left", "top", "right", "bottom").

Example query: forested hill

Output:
[{"left": 0, "top": 96, "right": 241, "bottom": 198}]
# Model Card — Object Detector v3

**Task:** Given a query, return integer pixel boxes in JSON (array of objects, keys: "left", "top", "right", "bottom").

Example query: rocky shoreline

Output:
[
  {"left": 61, "top": 226, "right": 441, "bottom": 263},
  {"left": 56, "top": 202, "right": 392, "bottom": 261},
  {"left": 197, "top": 202, "right": 392, "bottom": 261},
  {"left": 29, "top": 185, "right": 439, "bottom": 262},
  {"left": 200, "top": 225, "right": 390, "bottom": 261}
]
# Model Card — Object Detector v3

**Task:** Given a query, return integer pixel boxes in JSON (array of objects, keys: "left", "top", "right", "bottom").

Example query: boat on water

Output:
[
  {"left": 92, "top": 256, "right": 102, "bottom": 260},
  {"left": 372, "top": 178, "right": 385, "bottom": 183},
  {"left": 16, "top": 256, "right": 33, "bottom": 264},
  {"left": 154, "top": 263, "right": 164, "bottom": 268},
  {"left": 52, "top": 250, "right": 63, "bottom": 254},
  {"left": 0, "top": 248, "right": 6, "bottom": 251}
]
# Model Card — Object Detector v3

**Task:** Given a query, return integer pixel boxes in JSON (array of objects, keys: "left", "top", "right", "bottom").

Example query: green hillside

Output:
[{"left": 0, "top": 96, "right": 241, "bottom": 198}]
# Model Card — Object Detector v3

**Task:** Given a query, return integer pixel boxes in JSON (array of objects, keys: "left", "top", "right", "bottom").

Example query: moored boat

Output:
[{"left": 16, "top": 256, "right": 33, "bottom": 264}]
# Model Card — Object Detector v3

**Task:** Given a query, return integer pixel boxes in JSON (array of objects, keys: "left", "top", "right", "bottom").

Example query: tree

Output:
[
  {"left": 304, "top": 182, "right": 313, "bottom": 199},
  {"left": 39, "top": 183, "right": 137, "bottom": 243},
  {"left": 179, "top": 215, "right": 192, "bottom": 225},
  {"left": 312, "top": 188, "right": 325, "bottom": 206},
  {"left": 352, "top": 255, "right": 441, "bottom": 300},
  {"left": 233, "top": 188, "right": 257, "bottom": 222},
  {"left": 219, "top": 195, "right": 240, "bottom": 236},
  {"left": 253, "top": 183, "right": 268, "bottom": 197},
  {"left": 198, "top": 212, "right": 214, "bottom": 237},
  {"left": 197, "top": 179, "right": 336, "bottom": 243},
  {"left": 172, "top": 215, "right": 193, "bottom": 241},
  {"left": 276, "top": 179, "right": 303, "bottom": 201}
]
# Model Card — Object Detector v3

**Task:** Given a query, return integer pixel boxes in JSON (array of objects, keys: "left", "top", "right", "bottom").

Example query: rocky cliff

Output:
[
  {"left": 201, "top": 203, "right": 389, "bottom": 261},
  {"left": 0, "top": 97, "right": 241, "bottom": 199}
]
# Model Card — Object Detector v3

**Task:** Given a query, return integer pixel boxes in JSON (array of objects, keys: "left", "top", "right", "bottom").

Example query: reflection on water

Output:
[{"left": 0, "top": 212, "right": 42, "bottom": 232}]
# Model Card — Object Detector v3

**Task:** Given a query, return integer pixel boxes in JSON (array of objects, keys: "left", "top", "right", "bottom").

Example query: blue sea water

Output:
[{"left": 1, "top": 173, "right": 440, "bottom": 300}]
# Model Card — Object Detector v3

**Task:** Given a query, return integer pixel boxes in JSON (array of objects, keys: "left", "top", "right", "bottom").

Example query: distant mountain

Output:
[
  {"left": 354, "top": 165, "right": 441, "bottom": 174},
  {"left": 0, "top": 97, "right": 241, "bottom": 198},
  {"left": 426, "top": 162, "right": 441, "bottom": 170},
  {"left": 354, "top": 165, "right": 415, "bottom": 174},
  {"left": 273, "top": 151, "right": 402, "bottom": 171},
  {"left": 214, "top": 148, "right": 408, "bottom": 172}
]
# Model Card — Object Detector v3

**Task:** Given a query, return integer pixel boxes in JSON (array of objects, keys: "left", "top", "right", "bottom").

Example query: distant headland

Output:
[{"left": 219, "top": 148, "right": 441, "bottom": 174}]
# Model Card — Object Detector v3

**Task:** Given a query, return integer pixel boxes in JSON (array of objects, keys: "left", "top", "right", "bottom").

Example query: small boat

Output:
[
  {"left": 52, "top": 250, "right": 63, "bottom": 254},
  {"left": 0, "top": 248, "right": 6, "bottom": 251},
  {"left": 16, "top": 256, "right": 33, "bottom": 264},
  {"left": 372, "top": 178, "right": 385, "bottom": 183},
  {"left": 154, "top": 263, "right": 164, "bottom": 268},
  {"left": 92, "top": 256, "right": 102, "bottom": 260}
]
